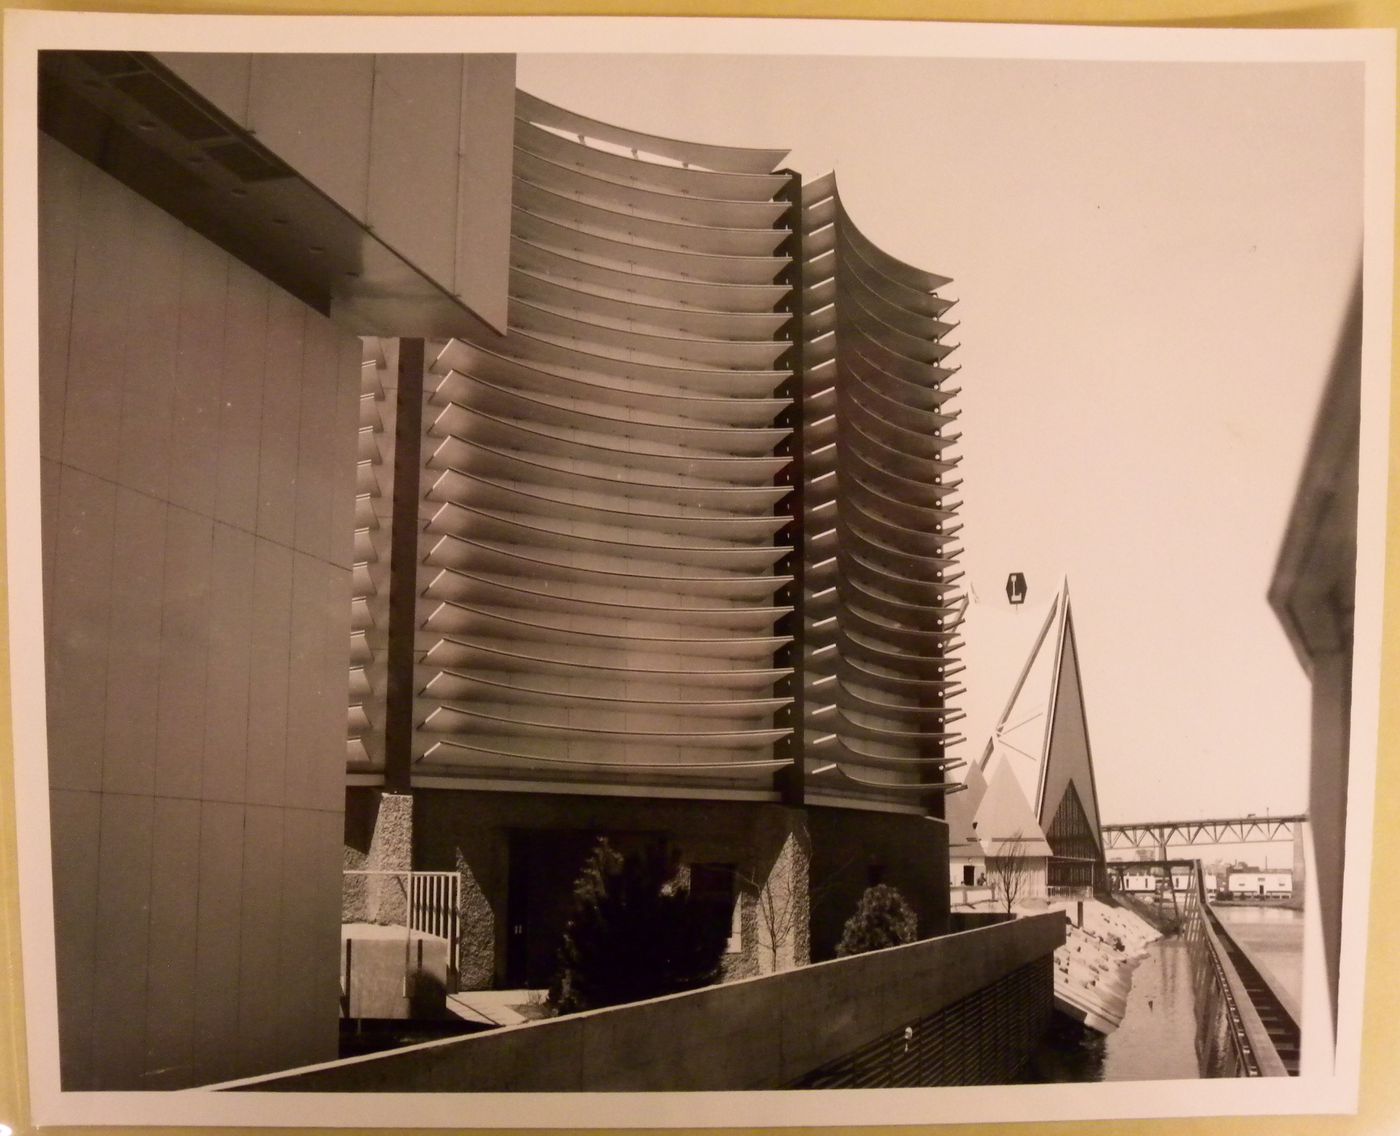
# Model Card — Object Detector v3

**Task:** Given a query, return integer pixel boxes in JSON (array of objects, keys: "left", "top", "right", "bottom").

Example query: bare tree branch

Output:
[{"left": 987, "top": 831, "right": 1033, "bottom": 916}]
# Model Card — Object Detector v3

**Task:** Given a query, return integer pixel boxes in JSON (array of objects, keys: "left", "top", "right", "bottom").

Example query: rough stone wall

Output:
[
  {"left": 341, "top": 789, "right": 415, "bottom": 926},
  {"left": 721, "top": 900, "right": 762, "bottom": 981},
  {"left": 342, "top": 845, "right": 370, "bottom": 923},
  {"left": 364, "top": 792, "right": 413, "bottom": 925},
  {"left": 752, "top": 807, "right": 811, "bottom": 973},
  {"left": 456, "top": 848, "right": 496, "bottom": 990}
]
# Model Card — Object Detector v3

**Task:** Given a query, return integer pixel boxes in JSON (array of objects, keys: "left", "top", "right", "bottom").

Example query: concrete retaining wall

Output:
[
  {"left": 793, "top": 956, "right": 1053, "bottom": 1087},
  {"left": 227, "top": 911, "right": 1064, "bottom": 1092},
  {"left": 341, "top": 927, "right": 450, "bottom": 1020}
]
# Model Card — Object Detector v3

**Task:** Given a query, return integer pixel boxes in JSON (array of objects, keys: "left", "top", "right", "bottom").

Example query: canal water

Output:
[
  {"left": 1213, "top": 905, "right": 1304, "bottom": 1010},
  {"left": 1024, "top": 905, "right": 1304, "bottom": 1083}
]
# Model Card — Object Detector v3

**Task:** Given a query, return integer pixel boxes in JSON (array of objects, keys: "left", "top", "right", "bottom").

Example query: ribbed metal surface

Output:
[
  {"left": 800, "top": 175, "right": 964, "bottom": 807},
  {"left": 347, "top": 340, "right": 391, "bottom": 770},
  {"left": 413, "top": 91, "right": 798, "bottom": 791},
  {"left": 792, "top": 957, "right": 1053, "bottom": 1087}
]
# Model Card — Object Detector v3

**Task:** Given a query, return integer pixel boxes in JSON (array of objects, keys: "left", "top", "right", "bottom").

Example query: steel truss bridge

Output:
[{"left": 1101, "top": 814, "right": 1307, "bottom": 851}]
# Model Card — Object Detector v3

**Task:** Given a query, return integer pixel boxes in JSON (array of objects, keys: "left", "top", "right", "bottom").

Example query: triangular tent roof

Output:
[
  {"left": 945, "top": 757, "right": 988, "bottom": 853},
  {"left": 968, "top": 579, "right": 1107, "bottom": 864},
  {"left": 975, "top": 756, "right": 1053, "bottom": 858}
]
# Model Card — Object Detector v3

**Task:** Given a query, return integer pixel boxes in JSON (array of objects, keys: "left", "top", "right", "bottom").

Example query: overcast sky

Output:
[{"left": 517, "top": 53, "right": 1364, "bottom": 826}]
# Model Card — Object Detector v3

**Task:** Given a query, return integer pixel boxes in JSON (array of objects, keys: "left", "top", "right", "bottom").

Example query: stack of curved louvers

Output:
[
  {"left": 800, "top": 174, "right": 966, "bottom": 808},
  {"left": 348, "top": 338, "right": 393, "bottom": 770},
  {"left": 414, "top": 92, "right": 799, "bottom": 790}
]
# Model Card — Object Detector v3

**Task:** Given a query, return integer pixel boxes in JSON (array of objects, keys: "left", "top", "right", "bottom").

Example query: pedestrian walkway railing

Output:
[
  {"left": 343, "top": 869, "right": 461, "bottom": 992},
  {"left": 1185, "top": 861, "right": 1293, "bottom": 1077}
]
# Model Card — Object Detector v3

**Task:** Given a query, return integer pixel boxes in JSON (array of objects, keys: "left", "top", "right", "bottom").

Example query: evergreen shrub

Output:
[
  {"left": 834, "top": 883, "right": 918, "bottom": 957},
  {"left": 549, "top": 838, "right": 727, "bottom": 1013}
]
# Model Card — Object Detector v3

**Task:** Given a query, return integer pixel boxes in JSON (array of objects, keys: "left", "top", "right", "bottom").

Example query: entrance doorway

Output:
[{"left": 505, "top": 830, "right": 600, "bottom": 989}]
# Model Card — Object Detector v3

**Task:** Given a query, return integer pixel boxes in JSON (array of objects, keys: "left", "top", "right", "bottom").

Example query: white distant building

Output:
[{"left": 1228, "top": 870, "right": 1294, "bottom": 898}]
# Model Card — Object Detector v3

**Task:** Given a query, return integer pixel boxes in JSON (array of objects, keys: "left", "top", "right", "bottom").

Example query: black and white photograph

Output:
[{"left": 3, "top": 11, "right": 1394, "bottom": 1129}]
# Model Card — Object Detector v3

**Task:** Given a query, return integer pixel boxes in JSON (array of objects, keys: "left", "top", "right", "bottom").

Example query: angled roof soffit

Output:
[{"left": 39, "top": 50, "right": 502, "bottom": 339}]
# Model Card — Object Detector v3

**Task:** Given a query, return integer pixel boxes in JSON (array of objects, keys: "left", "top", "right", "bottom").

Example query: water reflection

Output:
[
  {"left": 1024, "top": 938, "right": 1205, "bottom": 1082},
  {"left": 1026, "top": 903, "right": 1307, "bottom": 1082},
  {"left": 1213, "top": 906, "right": 1304, "bottom": 1010},
  {"left": 1107, "top": 939, "right": 1201, "bottom": 1079}
]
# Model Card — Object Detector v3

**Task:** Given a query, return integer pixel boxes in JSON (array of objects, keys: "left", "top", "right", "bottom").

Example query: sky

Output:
[{"left": 516, "top": 53, "right": 1365, "bottom": 826}]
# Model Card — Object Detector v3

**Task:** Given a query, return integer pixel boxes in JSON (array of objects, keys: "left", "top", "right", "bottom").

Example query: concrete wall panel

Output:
[
  {"left": 158, "top": 53, "right": 252, "bottom": 124},
  {"left": 307, "top": 808, "right": 349, "bottom": 1041},
  {"left": 279, "top": 808, "right": 340, "bottom": 1067},
  {"left": 315, "top": 558, "right": 353, "bottom": 810},
  {"left": 236, "top": 913, "right": 1065, "bottom": 1092},
  {"left": 286, "top": 552, "right": 327, "bottom": 812},
  {"left": 248, "top": 55, "right": 373, "bottom": 219},
  {"left": 118, "top": 202, "right": 183, "bottom": 500},
  {"left": 247, "top": 540, "right": 293, "bottom": 808},
  {"left": 157, "top": 53, "right": 515, "bottom": 334},
  {"left": 61, "top": 153, "right": 136, "bottom": 482},
  {"left": 328, "top": 336, "right": 364, "bottom": 572},
  {"left": 256, "top": 289, "right": 306, "bottom": 548},
  {"left": 295, "top": 318, "right": 339, "bottom": 563},
  {"left": 193, "top": 801, "right": 244, "bottom": 1086},
  {"left": 367, "top": 55, "right": 462, "bottom": 290},
  {"left": 168, "top": 230, "right": 227, "bottom": 519},
  {"left": 37, "top": 143, "right": 83, "bottom": 463},
  {"left": 214, "top": 261, "right": 267, "bottom": 534},
  {"left": 154, "top": 506, "right": 212, "bottom": 801},
  {"left": 237, "top": 806, "right": 286, "bottom": 1079},
  {"left": 144, "top": 796, "right": 201, "bottom": 1089},
  {"left": 40, "top": 458, "right": 59, "bottom": 605},
  {"left": 48, "top": 788, "right": 100, "bottom": 1091},
  {"left": 39, "top": 138, "right": 355, "bottom": 1089},
  {"left": 456, "top": 54, "right": 515, "bottom": 332},
  {"left": 90, "top": 792, "right": 155, "bottom": 1089},
  {"left": 101, "top": 488, "right": 166, "bottom": 796},
  {"left": 45, "top": 464, "right": 114, "bottom": 793},
  {"left": 202, "top": 522, "right": 255, "bottom": 804}
]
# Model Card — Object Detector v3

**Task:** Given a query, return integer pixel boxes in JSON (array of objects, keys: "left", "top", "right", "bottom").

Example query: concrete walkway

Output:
[{"left": 445, "top": 989, "right": 543, "bottom": 1027}]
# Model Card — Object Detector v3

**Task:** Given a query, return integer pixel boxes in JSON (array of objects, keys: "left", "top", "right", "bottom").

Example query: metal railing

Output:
[
  {"left": 1184, "top": 860, "right": 1293, "bottom": 1077},
  {"left": 344, "top": 869, "right": 461, "bottom": 993}
]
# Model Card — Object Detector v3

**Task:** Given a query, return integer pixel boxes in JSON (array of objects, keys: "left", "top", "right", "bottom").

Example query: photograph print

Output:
[{"left": 6, "top": 12, "right": 1392, "bottom": 1129}]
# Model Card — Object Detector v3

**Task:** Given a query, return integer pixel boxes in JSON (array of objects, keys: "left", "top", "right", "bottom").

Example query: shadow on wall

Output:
[{"left": 808, "top": 808, "right": 952, "bottom": 960}]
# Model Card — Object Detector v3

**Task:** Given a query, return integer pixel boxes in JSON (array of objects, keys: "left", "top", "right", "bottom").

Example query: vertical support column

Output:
[
  {"left": 383, "top": 337, "right": 425, "bottom": 794},
  {"left": 773, "top": 171, "right": 805, "bottom": 809}
]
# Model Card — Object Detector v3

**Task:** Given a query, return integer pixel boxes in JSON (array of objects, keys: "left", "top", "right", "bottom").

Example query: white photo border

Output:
[{"left": 3, "top": 10, "right": 1395, "bottom": 1129}]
